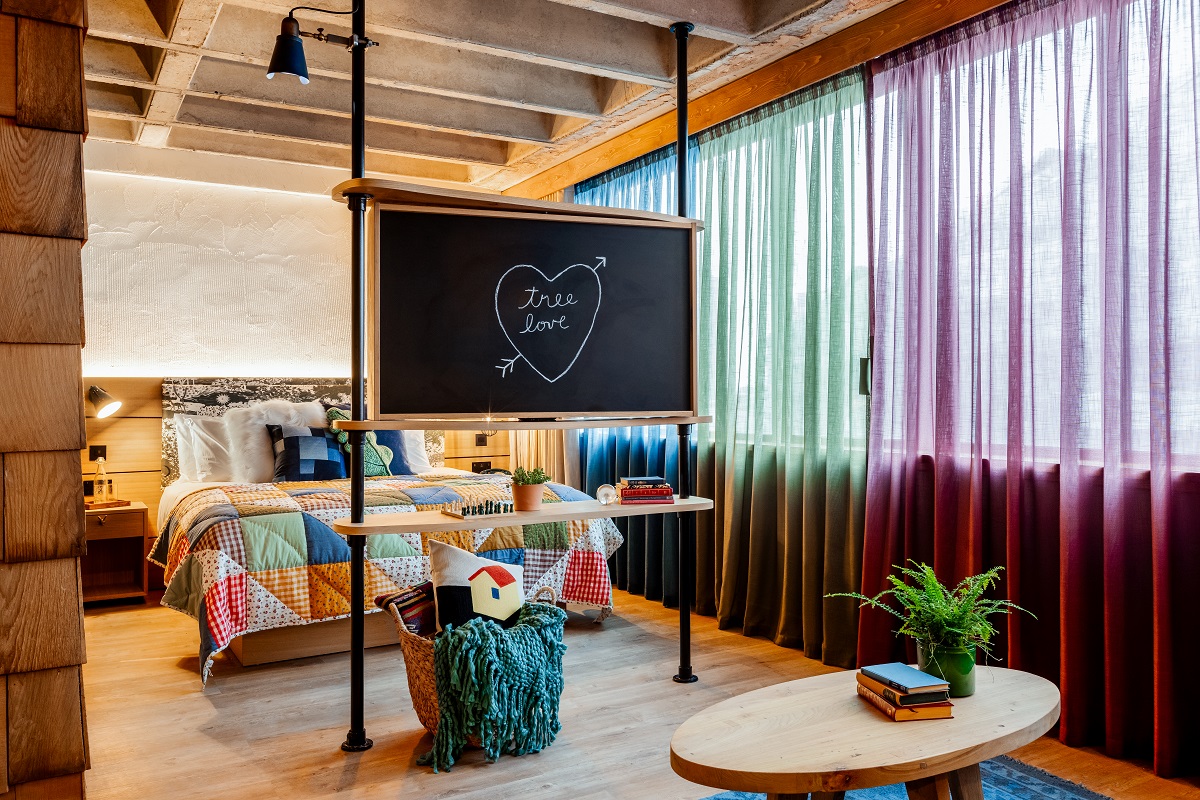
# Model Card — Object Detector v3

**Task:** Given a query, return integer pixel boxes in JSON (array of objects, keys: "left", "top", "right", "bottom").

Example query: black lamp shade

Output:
[
  {"left": 88, "top": 386, "right": 122, "bottom": 419},
  {"left": 267, "top": 15, "right": 309, "bottom": 84}
]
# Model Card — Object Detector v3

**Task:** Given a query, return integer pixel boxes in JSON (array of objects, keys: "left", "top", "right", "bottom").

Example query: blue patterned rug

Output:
[{"left": 702, "top": 756, "right": 1111, "bottom": 799}]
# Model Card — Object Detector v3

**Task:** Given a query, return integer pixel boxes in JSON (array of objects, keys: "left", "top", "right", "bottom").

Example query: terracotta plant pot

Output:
[
  {"left": 917, "top": 642, "right": 976, "bottom": 697},
  {"left": 512, "top": 482, "right": 545, "bottom": 512}
]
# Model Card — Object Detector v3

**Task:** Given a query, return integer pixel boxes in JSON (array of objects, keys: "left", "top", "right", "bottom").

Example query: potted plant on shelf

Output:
[
  {"left": 830, "top": 562, "right": 1032, "bottom": 697},
  {"left": 510, "top": 466, "right": 550, "bottom": 512}
]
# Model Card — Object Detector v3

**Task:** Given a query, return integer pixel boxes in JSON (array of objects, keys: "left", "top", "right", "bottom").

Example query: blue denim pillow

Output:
[{"left": 267, "top": 424, "right": 347, "bottom": 482}]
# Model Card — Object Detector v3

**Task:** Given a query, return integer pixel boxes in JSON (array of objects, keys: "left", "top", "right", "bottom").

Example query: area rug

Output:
[{"left": 701, "top": 755, "right": 1111, "bottom": 799}]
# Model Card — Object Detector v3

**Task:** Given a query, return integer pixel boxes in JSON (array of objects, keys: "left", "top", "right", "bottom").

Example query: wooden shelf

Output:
[
  {"left": 333, "top": 415, "right": 712, "bottom": 432},
  {"left": 83, "top": 582, "right": 145, "bottom": 603},
  {"left": 333, "top": 496, "right": 713, "bottom": 536}
]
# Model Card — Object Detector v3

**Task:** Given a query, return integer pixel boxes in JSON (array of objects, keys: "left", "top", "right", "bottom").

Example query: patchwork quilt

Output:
[{"left": 149, "top": 474, "right": 623, "bottom": 682}]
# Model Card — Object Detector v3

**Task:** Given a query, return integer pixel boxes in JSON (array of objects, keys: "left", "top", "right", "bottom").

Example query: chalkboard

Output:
[{"left": 371, "top": 206, "right": 695, "bottom": 419}]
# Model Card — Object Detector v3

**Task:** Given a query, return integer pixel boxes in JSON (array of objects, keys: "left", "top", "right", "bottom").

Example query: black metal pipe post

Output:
[
  {"left": 342, "top": 0, "right": 373, "bottom": 754},
  {"left": 670, "top": 20, "right": 697, "bottom": 686},
  {"left": 674, "top": 423, "right": 697, "bottom": 683}
]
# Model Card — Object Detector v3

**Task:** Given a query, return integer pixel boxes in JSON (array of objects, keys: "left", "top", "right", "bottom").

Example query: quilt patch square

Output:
[
  {"left": 242, "top": 512, "right": 308, "bottom": 572},
  {"left": 205, "top": 572, "right": 248, "bottom": 647},
  {"left": 478, "top": 525, "right": 524, "bottom": 552},
  {"left": 368, "top": 534, "right": 420, "bottom": 559},
  {"left": 561, "top": 550, "right": 612, "bottom": 606},
  {"left": 421, "top": 530, "right": 475, "bottom": 555},
  {"left": 252, "top": 566, "right": 312, "bottom": 620},
  {"left": 522, "top": 548, "right": 566, "bottom": 593},
  {"left": 523, "top": 521, "right": 570, "bottom": 551},
  {"left": 303, "top": 514, "right": 351, "bottom": 565}
]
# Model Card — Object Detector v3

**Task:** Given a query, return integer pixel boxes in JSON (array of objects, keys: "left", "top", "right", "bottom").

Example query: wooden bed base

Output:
[{"left": 227, "top": 612, "right": 399, "bottom": 667}]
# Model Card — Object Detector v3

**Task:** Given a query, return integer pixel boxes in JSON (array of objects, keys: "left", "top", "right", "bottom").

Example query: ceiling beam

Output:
[
  {"left": 504, "top": 0, "right": 1010, "bottom": 198},
  {"left": 185, "top": 58, "right": 562, "bottom": 144},
  {"left": 171, "top": 95, "right": 514, "bottom": 165},
  {"left": 541, "top": 0, "right": 755, "bottom": 42}
]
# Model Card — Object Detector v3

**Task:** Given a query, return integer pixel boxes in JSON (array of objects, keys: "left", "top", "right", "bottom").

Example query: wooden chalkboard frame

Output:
[{"left": 367, "top": 201, "right": 699, "bottom": 422}]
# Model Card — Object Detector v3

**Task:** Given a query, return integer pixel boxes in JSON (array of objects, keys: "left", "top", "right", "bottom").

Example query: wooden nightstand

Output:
[{"left": 83, "top": 501, "right": 150, "bottom": 603}]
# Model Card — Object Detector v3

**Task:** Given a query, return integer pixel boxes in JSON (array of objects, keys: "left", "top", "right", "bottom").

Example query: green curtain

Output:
[{"left": 576, "top": 70, "right": 869, "bottom": 667}]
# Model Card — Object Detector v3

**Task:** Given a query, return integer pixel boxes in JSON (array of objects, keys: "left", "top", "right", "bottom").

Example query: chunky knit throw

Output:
[{"left": 419, "top": 602, "right": 567, "bottom": 772}]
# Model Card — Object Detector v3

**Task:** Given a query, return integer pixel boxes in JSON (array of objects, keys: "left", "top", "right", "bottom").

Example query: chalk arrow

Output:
[{"left": 595, "top": 256, "right": 606, "bottom": 270}]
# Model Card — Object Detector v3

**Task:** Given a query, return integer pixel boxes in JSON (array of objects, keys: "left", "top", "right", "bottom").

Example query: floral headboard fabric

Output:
[{"left": 160, "top": 378, "right": 444, "bottom": 485}]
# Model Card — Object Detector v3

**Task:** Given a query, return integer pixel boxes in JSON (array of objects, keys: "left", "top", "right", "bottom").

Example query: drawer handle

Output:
[{"left": 97, "top": 515, "right": 107, "bottom": 525}]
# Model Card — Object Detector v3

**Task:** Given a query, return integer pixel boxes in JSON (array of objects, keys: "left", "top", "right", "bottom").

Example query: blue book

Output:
[{"left": 860, "top": 662, "right": 949, "bottom": 693}]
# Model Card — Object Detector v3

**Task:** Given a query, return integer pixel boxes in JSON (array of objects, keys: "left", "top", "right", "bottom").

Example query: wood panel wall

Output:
[
  {"left": 81, "top": 378, "right": 165, "bottom": 525},
  {"left": 0, "top": 1, "right": 90, "bottom": 796},
  {"left": 443, "top": 430, "right": 510, "bottom": 473}
]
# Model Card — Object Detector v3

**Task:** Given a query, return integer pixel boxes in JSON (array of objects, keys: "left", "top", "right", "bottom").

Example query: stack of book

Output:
[
  {"left": 618, "top": 476, "right": 675, "bottom": 505},
  {"left": 856, "top": 662, "right": 954, "bottom": 721}
]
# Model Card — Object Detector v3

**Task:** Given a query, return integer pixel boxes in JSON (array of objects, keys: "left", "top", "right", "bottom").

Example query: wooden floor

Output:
[{"left": 82, "top": 590, "right": 1200, "bottom": 800}]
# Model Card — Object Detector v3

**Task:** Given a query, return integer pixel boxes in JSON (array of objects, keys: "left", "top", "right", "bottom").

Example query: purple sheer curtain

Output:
[{"left": 858, "top": 0, "right": 1200, "bottom": 776}]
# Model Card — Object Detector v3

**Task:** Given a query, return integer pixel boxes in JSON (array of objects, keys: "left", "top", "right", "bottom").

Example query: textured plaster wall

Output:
[{"left": 81, "top": 172, "right": 351, "bottom": 376}]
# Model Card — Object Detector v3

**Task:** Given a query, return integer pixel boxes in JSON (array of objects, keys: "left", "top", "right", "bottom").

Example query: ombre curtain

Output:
[
  {"left": 577, "top": 72, "right": 871, "bottom": 666},
  {"left": 859, "top": 0, "right": 1200, "bottom": 776}
]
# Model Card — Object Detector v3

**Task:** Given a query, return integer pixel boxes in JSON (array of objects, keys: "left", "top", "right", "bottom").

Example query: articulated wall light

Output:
[
  {"left": 266, "top": 4, "right": 378, "bottom": 85},
  {"left": 87, "top": 386, "right": 122, "bottom": 419}
]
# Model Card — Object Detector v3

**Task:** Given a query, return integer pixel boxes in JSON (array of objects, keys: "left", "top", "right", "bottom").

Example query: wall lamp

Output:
[
  {"left": 266, "top": 4, "right": 378, "bottom": 85},
  {"left": 88, "top": 386, "right": 122, "bottom": 419}
]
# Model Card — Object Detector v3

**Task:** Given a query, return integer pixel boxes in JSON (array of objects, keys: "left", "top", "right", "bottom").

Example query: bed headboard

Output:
[{"left": 160, "top": 378, "right": 445, "bottom": 485}]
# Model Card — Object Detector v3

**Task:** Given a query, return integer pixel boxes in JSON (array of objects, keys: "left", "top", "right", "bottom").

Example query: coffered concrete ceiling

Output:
[{"left": 84, "top": 0, "right": 900, "bottom": 193}]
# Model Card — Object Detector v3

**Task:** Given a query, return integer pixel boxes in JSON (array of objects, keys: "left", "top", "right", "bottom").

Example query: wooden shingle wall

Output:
[{"left": 0, "top": 0, "right": 90, "bottom": 796}]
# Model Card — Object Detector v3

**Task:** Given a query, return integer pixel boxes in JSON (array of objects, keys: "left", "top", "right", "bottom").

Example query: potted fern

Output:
[
  {"left": 510, "top": 466, "right": 550, "bottom": 511},
  {"left": 830, "top": 562, "right": 1032, "bottom": 697}
]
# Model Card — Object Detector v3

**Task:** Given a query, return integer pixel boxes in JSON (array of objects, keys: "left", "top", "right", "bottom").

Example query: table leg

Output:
[
  {"left": 905, "top": 774, "right": 952, "bottom": 800},
  {"left": 947, "top": 763, "right": 984, "bottom": 800}
]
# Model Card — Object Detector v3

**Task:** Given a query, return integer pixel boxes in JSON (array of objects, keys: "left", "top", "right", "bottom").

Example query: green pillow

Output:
[{"left": 326, "top": 406, "right": 392, "bottom": 477}]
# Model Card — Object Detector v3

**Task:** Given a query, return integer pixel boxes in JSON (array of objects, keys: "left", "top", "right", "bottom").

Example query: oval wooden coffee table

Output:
[{"left": 671, "top": 667, "right": 1060, "bottom": 800}]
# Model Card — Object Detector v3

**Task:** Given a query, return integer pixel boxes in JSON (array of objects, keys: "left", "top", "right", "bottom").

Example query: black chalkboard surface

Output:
[{"left": 372, "top": 207, "right": 695, "bottom": 418}]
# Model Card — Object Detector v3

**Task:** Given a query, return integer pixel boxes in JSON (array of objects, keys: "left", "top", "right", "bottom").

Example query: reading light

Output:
[
  {"left": 88, "top": 386, "right": 122, "bottom": 419},
  {"left": 266, "top": 4, "right": 378, "bottom": 85},
  {"left": 267, "top": 15, "right": 309, "bottom": 84}
]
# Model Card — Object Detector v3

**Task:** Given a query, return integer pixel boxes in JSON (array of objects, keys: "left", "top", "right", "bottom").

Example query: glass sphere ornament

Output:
[{"left": 596, "top": 484, "right": 618, "bottom": 505}]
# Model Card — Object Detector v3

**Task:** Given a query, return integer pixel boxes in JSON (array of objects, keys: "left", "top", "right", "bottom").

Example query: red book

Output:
[
  {"left": 619, "top": 497, "right": 676, "bottom": 504},
  {"left": 620, "top": 487, "right": 675, "bottom": 497}
]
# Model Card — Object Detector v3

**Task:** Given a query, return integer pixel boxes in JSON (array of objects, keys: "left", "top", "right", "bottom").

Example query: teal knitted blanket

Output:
[{"left": 419, "top": 602, "right": 568, "bottom": 772}]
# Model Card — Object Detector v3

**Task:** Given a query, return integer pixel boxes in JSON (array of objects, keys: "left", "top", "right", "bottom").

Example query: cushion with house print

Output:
[{"left": 428, "top": 540, "right": 524, "bottom": 630}]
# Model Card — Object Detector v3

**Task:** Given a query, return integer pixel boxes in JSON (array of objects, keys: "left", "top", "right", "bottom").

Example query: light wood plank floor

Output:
[{"left": 82, "top": 590, "right": 1200, "bottom": 799}]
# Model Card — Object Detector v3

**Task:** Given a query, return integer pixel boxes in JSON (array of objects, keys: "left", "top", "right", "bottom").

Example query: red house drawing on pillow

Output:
[{"left": 469, "top": 565, "right": 523, "bottom": 621}]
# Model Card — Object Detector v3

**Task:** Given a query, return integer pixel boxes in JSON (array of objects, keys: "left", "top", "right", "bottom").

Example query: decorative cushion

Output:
[
  {"left": 375, "top": 581, "right": 436, "bottom": 635},
  {"left": 225, "top": 400, "right": 328, "bottom": 483},
  {"left": 428, "top": 539, "right": 524, "bottom": 630},
  {"left": 174, "top": 414, "right": 233, "bottom": 482},
  {"left": 405, "top": 430, "right": 435, "bottom": 472},
  {"left": 324, "top": 405, "right": 418, "bottom": 475},
  {"left": 267, "top": 424, "right": 347, "bottom": 482}
]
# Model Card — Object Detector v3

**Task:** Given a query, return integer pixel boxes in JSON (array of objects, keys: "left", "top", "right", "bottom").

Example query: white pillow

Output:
[
  {"left": 174, "top": 419, "right": 200, "bottom": 482},
  {"left": 174, "top": 415, "right": 233, "bottom": 482},
  {"left": 404, "top": 430, "right": 433, "bottom": 473},
  {"left": 223, "top": 400, "right": 327, "bottom": 483}
]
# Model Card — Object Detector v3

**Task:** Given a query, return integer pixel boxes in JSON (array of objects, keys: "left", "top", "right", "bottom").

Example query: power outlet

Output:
[
  {"left": 475, "top": 433, "right": 488, "bottom": 447},
  {"left": 88, "top": 444, "right": 107, "bottom": 461},
  {"left": 471, "top": 461, "right": 491, "bottom": 473}
]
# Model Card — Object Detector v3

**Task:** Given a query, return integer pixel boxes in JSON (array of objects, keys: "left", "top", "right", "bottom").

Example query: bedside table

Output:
[{"left": 83, "top": 501, "right": 150, "bottom": 603}]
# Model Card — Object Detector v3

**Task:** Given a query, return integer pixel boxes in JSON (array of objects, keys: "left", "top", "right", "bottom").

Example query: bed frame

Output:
[{"left": 228, "top": 613, "right": 398, "bottom": 666}]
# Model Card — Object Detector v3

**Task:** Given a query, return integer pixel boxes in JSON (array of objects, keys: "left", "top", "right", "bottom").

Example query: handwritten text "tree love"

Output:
[{"left": 518, "top": 288, "right": 577, "bottom": 333}]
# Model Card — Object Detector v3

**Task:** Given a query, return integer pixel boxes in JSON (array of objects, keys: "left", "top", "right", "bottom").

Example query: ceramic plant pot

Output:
[
  {"left": 512, "top": 482, "right": 545, "bottom": 512},
  {"left": 917, "top": 643, "right": 976, "bottom": 697}
]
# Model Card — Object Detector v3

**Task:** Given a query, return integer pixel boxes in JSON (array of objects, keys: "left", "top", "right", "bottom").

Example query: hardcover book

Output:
[
  {"left": 619, "top": 476, "right": 668, "bottom": 487},
  {"left": 620, "top": 487, "right": 675, "bottom": 497},
  {"left": 856, "top": 672, "right": 950, "bottom": 706},
  {"left": 860, "top": 662, "right": 950, "bottom": 694},
  {"left": 857, "top": 684, "right": 954, "bottom": 721}
]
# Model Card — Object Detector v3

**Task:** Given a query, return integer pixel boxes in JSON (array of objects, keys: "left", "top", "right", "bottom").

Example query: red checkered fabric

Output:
[
  {"left": 205, "top": 572, "right": 248, "bottom": 648},
  {"left": 561, "top": 550, "right": 612, "bottom": 606}
]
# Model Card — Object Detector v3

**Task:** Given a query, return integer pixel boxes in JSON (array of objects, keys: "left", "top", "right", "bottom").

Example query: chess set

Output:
[{"left": 439, "top": 500, "right": 516, "bottom": 519}]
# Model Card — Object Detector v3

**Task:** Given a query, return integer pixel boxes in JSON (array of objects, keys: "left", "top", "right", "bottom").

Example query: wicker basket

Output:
[{"left": 386, "top": 585, "right": 558, "bottom": 737}]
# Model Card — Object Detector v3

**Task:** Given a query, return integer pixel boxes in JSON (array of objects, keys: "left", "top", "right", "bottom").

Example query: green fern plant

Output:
[
  {"left": 511, "top": 466, "right": 550, "bottom": 486},
  {"left": 829, "top": 562, "right": 1033, "bottom": 658}
]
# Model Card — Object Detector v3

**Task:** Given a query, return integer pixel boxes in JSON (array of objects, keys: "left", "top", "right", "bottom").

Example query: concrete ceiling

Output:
[{"left": 84, "top": 0, "right": 900, "bottom": 193}]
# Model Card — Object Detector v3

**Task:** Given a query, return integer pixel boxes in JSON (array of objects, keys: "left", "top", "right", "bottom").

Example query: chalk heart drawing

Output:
[{"left": 495, "top": 263, "right": 602, "bottom": 383}]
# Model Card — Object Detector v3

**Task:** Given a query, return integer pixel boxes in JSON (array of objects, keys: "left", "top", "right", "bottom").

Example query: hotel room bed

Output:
[{"left": 150, "top": 472, "right": 623, "bottom": 682}]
